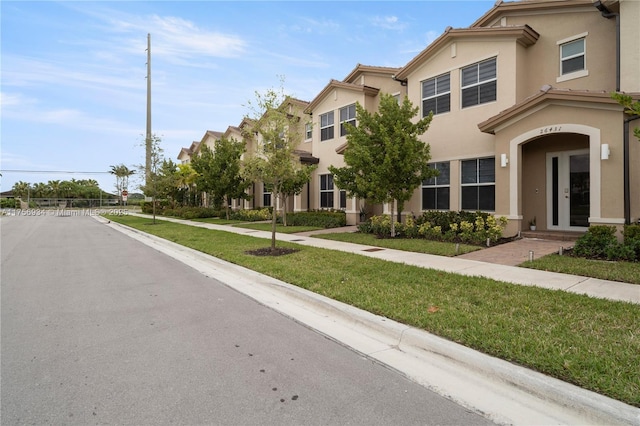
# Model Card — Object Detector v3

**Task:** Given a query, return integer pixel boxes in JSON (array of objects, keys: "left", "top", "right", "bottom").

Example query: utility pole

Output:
[{"left": 145, "top": 33, "right": 152, "bottom": 191}]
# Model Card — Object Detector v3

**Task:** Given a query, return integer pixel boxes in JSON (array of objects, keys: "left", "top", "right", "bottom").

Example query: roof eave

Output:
[
  {"left": 395, "top": 25, "right": 539, "bottom": 80},
  {"left": 478, "top": 88, "right": 631, "bottom": 134}
]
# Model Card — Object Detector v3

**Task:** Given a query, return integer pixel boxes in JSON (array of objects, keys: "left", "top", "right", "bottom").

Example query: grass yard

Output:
[
  {"left": 232, "top": 222, "right": 323, "bottom": 234},
  {"left": 106, "top": 214, "right": 640, "bottom": 407},
  {"left": 521, "top": 254, "right": 640, "bottom": 285},
  {"left": 314, "top": 232, "right": 480, "bottom": 256}
]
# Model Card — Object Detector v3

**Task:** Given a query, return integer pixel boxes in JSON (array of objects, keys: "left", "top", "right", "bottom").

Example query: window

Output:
[
  {"left": 560, "top": 38, "right": 585, "bottom": 75},
  {"left": 339, "top": 190, "right": 347, "bottom": 210},
  {"left": 461, "top": 58, "right": 496, "bottom": 108},
  {"left": 461, "top": 158, "right": 495, "bottom": 211},
  {"left": 422, "top": 162, "right": 450, "bottom": 210},
  {"left": 339, "top": 104, "right": 356, "bottom": 136},
  {"left": 422, "top": 73, "right": 450, "bottom": 116},
  {"left": 305, "top": 122, "right": 312, "bottom": 140},
  {"left": 263, "top": 183, "right": 272, "bottom": 207},
  {"left": 320, "top": 174, "right": 334, "bottom": 208},
  {"left": 320, "top": 112, "right": 334, "bottom": 141}
]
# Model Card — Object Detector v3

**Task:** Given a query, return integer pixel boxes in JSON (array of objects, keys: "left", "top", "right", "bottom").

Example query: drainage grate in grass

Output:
[{"left": 362, "top": 248, "right": 385, "bottom": 252}]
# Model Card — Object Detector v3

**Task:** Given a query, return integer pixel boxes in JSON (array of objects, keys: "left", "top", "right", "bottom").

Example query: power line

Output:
[{"left": 0, "top": 170, "right": 112, "bottom": 174}]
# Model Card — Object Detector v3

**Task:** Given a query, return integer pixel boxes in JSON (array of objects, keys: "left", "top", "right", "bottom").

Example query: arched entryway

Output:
[{"left": 509, "top": 124, "right": 602, "bottom": 232}]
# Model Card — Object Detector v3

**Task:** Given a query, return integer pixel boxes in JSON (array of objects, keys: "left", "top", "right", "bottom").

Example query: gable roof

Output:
[
  {"left": 471, "top": 0, "right": 598, "bottom": 28},
  {"left": 342, "top": 64, "right": 401, "bottom": 85},
  {"left": 395, "top": 25, "right": 539, "bottom": 80},
  {"left": 478, "top": 86, "right": 633, "bottom": 134},
  {"left": 304, "top": 79, "right": 380, "bottom": 113}
]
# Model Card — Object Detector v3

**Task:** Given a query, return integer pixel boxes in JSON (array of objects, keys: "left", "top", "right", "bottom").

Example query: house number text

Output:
[{"left": 539, "top": 126, "right": 563, "bottom": 134}]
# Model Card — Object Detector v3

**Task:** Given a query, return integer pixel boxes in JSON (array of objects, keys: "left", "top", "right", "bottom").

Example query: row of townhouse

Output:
[{"left": 179, "top": 0, "right": 640, "bottom": 237}]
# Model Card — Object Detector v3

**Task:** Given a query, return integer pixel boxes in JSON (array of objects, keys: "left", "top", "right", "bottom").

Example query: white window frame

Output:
[
  {"left": 263, "top": 183, "right": 272, "bottom": 207},
  {"left": 461, "top": 57, "right": 497, "bottom": 109},
  {"left": 339, "top": 104, "right": 356, "bottom": 137},
  {"left": 556, "top": 33, "right": 588, "bottom": 82},
  {"left": 305, "top": 122, "right": 312, "bottom": 141},
  {"left": 422, "top": 162, "right": 450, "bottom": 211},
  {"left": 422, "top": 73, "right": 451, "bottom": 116},
  {"left": 320, "top": 111, "right": 334, "bottom": 141},
  {"left": 460, "top": 157, "right": 495, "bottom": 212},
  {"left": 320, "top": 174, "right": 334, "bottom": 208}
]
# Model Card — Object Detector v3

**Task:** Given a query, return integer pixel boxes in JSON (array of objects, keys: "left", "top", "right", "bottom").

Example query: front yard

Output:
[{"left": 106, "top": 214, "right": 640, "bottom": 407}]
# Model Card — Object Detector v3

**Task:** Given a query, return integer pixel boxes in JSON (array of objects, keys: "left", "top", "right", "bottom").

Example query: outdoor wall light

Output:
[
  {"left": 500, "top": 153, "right": 509, "bottom": 167},
  {"left": 601, "top": 144, "right": 610, "bottom": 160}
]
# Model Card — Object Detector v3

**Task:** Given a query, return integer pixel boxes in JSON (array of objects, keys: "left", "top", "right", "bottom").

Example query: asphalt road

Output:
[{"left": 1, "top": 214, "right": 493, "bottom": 425}]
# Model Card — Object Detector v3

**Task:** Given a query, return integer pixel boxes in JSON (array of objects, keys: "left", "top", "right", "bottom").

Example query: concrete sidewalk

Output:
[
  {"left": 128, "top": 213, "right": 640, "bottom": 305},
  {"left": 99, "top": 214, "right": 640, "bottom": 425}
]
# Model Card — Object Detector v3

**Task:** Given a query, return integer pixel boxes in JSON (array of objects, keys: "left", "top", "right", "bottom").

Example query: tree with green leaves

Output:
[
  {"left": 12, "top": 181, "right": 31, "bottom": 199},
  {"left": 138, "top": 134, "right": 164, "bottom": 223},
  {"left": 109, "top": 164, "right": 136, "bottom": 205},
  {"left": 612, "top": 92, "right": 640, "bottom": 141},
  {"left": 329, "top": 93, "right": 436, "bottom": 236},
  {"left": 242, "top": 85, "right": 315, "bottom": 252},
  {"left": 191, "top": 137, "right": 250, "bottom": 219},
  {"left": 175, "top": 163, "right": 199, "bottom": 206}
]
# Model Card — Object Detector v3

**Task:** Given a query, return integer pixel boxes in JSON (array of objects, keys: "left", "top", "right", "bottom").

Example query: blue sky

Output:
[{"left": 1, "top": 0, "right": 495, "bottom": 195}]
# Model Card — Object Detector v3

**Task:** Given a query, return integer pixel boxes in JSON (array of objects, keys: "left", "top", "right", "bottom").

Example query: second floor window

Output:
[
  {"left": 305, "top": 122, "right": 312, "bottom": 140},
  {"left": 339, "top": 104, "right": 356, "bottom": 136},
  {"left": 320, "top": 174, "right": 334, "bottom": 208},
  {"left": 461, "top": 57, "right": 497, "bottom": 108},
  {"left": 320, "top": 112, "right": 334, "bottom": 141},
  {"left": 560, "top": 38, "right": 585, "bottom": 75},
  {"left": 422, "top": 73, "right": 450, "bottom": 116}
]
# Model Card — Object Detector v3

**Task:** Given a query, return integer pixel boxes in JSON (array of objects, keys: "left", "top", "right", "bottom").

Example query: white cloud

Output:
[{"left": 370, "top": 15, "right": 408, "bottom": 31}]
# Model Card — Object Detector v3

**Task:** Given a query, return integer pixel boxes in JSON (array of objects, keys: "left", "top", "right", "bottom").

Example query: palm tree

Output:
[
  {"left": 12, "top": 181, "right": 31, "bottom": 199},
  {"left": 176, "top": 163, "right": 198, "bottom": 206},
  {"left": 32, "top": 182, "right": 49, "bottom": 198},
  {"left": 110, "top": 164, "right": 136, "bottom": 205},
  {"left": 47, "top": 180, "right": 61, "bottom": 202}
]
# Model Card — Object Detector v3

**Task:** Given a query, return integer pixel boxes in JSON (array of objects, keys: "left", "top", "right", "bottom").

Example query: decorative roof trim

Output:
[
  {"left": 304, "top": 80, "right": 380, "bottom": 113},
  {"left": 342, "top": 63, "right": 401, "bottom": 84},
  {"left": 478, "top": 87, "right": 635, "bottom": 134},
  {"left": 395, "top": 25, "right": 539, "bottom": 80},
  {"left": 471, "top": 0, "right": 598, "bottom": 28}
]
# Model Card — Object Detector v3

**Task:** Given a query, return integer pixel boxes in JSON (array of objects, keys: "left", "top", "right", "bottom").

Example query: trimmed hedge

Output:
[
  {"left": 279, "top": 210, "right": 347, "bottom": 228},
  {"left": 573, "top": 225, "right": 640, "bottom": 262}
]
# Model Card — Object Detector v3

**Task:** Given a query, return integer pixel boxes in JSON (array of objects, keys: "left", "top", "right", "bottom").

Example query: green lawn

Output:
[
  {"left": 314, "top": 232, "right": 480, "bottom": 256},
  {"left": 232, "top": 222, "right": 323, "bottom": 234},
  {"left": 105, "top": 214, "right": 640, "bottom": 407},
  {"left": 521, "top": 254, "right": 640, "bottom": 285}
]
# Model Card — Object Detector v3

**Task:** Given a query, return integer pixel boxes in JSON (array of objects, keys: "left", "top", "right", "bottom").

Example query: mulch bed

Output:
[{"left": 245, "top": 247, "right": 299, "bottom": 256}]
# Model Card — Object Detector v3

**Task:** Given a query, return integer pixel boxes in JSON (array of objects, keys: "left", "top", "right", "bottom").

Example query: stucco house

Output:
[
  {"left": 304, "top": 0, "right": 640, "bottom": 234},
  {"left": 180, "top": 0, "right": 639, "bottom": 236}
]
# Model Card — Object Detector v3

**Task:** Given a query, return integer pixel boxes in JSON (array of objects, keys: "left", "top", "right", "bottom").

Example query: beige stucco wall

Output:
[
  {"left": 503, "top": 8, "right": 617, "bottom": 96},
  {"left": 620, "top": 0, "right": 640, "bottom": 92}
]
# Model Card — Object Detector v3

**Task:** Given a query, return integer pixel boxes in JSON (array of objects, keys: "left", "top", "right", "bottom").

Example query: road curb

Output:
[{"left": 98, "top": 216, "right": 640, "bottom": 425}]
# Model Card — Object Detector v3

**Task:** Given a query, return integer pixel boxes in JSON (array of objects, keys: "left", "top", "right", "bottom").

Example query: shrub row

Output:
[
  {"left": 573, "top": 225, "right": 640, "bottom": 261},
  {"left": 278, "top": 210, "right": 347, "bottom": 228},
  {"left": 229, "top": 208, "right": 272, "bottom": 222},
  {"left": 359, "top": 211, "right": 507, "bottom": 245}
]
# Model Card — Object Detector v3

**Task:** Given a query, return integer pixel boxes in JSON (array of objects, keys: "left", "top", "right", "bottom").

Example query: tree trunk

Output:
[
  {"left": 390, "top": 199, "right": 396, "bottom": 238},
  {"left": 270, "top": 197, "right": 278, "bottom": 252},
  {"left": 282, "top": 195, "right": 288, "bottom": 227}
]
